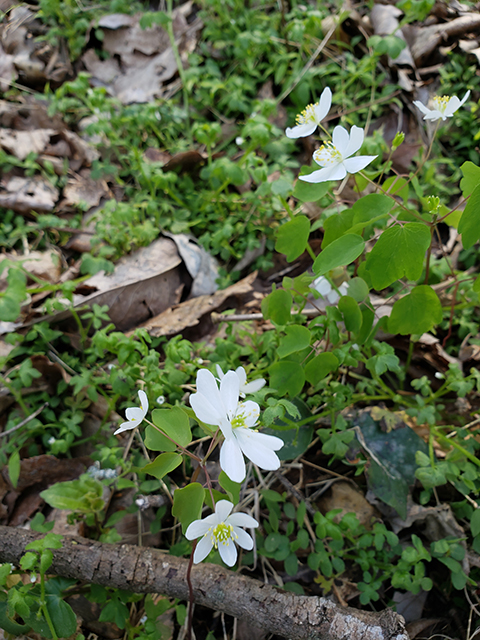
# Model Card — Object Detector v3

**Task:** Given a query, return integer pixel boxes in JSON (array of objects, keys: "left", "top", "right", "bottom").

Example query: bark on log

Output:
[
  {"left": 0, "top": 525, "right": 410, "bottom": 640},
  {"left": 410, "top": 13, "right": 480, "bottom": 63}
]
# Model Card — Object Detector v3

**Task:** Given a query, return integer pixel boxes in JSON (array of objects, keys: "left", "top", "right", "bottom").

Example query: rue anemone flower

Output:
[
  {"left": 413, "top": 90, "right": 470, "bottom": 121},
  {"left": 312, "top": 276, "right": 349, "bottom": 305},
  {"left": 186, "top": 500, "right": 259, "bottom": 566},
  {"left": 190, "top": 369, "right": 283, "bottom": 483},
  {"left": 285, "top": 87, "right": 332, "bottom": 139},
  {"left": 215, "top": 364, "right": 266, "bottom": 397},
  {"left": 299, "top": 125, "right": 377, "bottom": 184},
  {"left": 114, "top": 390, "right": 148, "bottom": 435}
]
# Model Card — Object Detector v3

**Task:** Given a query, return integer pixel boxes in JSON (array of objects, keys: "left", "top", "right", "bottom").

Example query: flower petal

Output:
[
  {"left": 215, "top": 364, "right": 225, "bottom": 380},
  {"left": 314, "top": 86, "right": 332, "bottom": 122},
  {"left": 114, "top": 419, "right": 139, "bottom": 435},
  {"left": 235, "top": 429, "right": 282, "bottom": 470},
  {"left": 312, "top": 275, "right": 332, "bottom": 296},
  {"left": 193, "top": 535, "right": 214, "bottom": 563},
  {"left": 241, "top": 378, "right": 266, "bottom": 394},
  {"left": 285, "top": 123, "right": 317, "bottom": 139},
  {"left": 413, "top": 100, "right": 431, "bottom": 117},
  {"left": 423, "top": 110, "right": 444, "bottom": 121},
  {"left": 299, "top": 164, "right": 343, "bottom": 183},
  {"left": 220, "top": 437, "right": 246, "bottom": 482},
  {"left": 219, "top": 416, "right": 234, "bottom": 440},
  {"left": 218, "top": 540, "right": 237, "bottom": 566},
  {"left": 197, "top": 369, "right": 224, "bottom": 409},
  {"left": 232, "top": 527, "right": 254, "bottom": 550},
  {"left": 138, "top": 390, "right": 148, "bottom": 415},
  {"left": 242, "top": 430, "right": 284, "bottom": 450},
  {"left": 331, "top": 125, "right": 350, "bottom": 155},
  {"left": 186, "top": 520, "right": 212, "bottom": 540},
  {"left": 228, "top": 513, "right": 259, "bottom": 529},
  {"left": 220, "top": 371, "right": 240, "bottom": 420},
  {"left": 343, "top": 155, "right": 377, "bottom": 174},
  {"left": 235, "top": 367, "right": 247, "bottom": 387},
  {"left": 190, "top": 392, "right": 223, "bottom": 426},
  {"left": 237, "top": 400, "right": 260, "bottom": 428},
  {"left": 125, "top": 406, "right": 144, "bottom": 422},
  {"left": 215, "top": 500, "right": 234, "bottom": 521},
  {"left": 458, "top": 90, "right": 471, "bottom": 108},
  {"left": 343, "top": 125, "right": 364, "bottom": 158}
]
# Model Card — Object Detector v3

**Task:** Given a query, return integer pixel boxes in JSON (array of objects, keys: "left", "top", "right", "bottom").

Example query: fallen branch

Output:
[{"left": 0, "top": 525, "right": 409, "bottom": 640}]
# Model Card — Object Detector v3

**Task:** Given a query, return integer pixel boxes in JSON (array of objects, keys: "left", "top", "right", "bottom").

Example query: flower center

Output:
[
  {"left": 295, "top": 103, "right": 317, "bottom": 125},
  {"left": 433, "top": 95, "right": 450, "bottom": 113},
  {"left": 313, "top": 142, "right": 343, "bottom": 166},
  {"left": 211, "top": 523, "right": 235, "bottom": 547}
]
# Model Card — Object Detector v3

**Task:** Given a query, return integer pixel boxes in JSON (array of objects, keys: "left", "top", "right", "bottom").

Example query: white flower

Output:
[
  {"left": 312, "top": 276, "right": 349, "bottom": 305},
  {"left": 114, "top": 390, "right": 148, "bottom": 435},
  {"left": 413, "top": 90, "right": 470, "bottom": 121},
  {"left": 185, "top": 500, "right": 258, "bottom": 566},
  {"left": 47, "top": 437, "right": 56, "bottom": 445},
  {"left": 299, "top": 125, "right": 377, "bottom": 184},
  {"left": 190, "top": 369, "right": 283, "bottom": 482},
  {"left": 157, "top": 395, "right": 165, "bottom": 405},
  {"left": 215, "top": 364, "right": 266, "bottom": 397},
  {"left": 285, "top": 87, "right": 332, "bottom": 139}
]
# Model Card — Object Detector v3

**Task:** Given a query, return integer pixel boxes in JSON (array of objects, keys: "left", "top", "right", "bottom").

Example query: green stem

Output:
[
  {"left": 432, "top": 427, "right": 480, "bottom": 469},
  {"left": 40, "top": 572, "right": 58, "bottom": 640}
]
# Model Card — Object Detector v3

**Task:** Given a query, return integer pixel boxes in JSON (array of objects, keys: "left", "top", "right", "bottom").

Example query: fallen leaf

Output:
[
  {"left": 0, "top": 128, "right": 55, "bottom": 161},
  {"left": 137, "top": 271, "right": 256, "bottom": 337},
  {"left": 318, "top": 481, "right": 378, "bottom": 528},
  {"left": 61, "top": 168, "right": 110, "bottom": 210},
  {"left": 0, "top": 175, "right": 59, "bottom": 215}
]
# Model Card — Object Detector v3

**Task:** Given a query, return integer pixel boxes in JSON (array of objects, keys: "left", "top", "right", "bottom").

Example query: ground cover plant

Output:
[{"left": 1, "top": 0, "right": 480, "bottom": 638}]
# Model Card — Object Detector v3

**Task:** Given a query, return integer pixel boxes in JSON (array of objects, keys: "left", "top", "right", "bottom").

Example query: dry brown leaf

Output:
[
  {"left": 370, "top": 4, "right": 415, "bottom": 66},
  {"left": 71, "top": 237, "right": 184, "bottom": 331},
  {"left": 0, "top": 250, "right": 62, "bottom": 287},
  {"left": 318, "top": 481, "right": 378, "bottom": 528},
  {"left": 0, "top": 128, "right": 55, "bottom": 161},
  {"left": 81, "top": 2, "right": 202, "bottom": 104},
  {"left": 137, "top": 271, "right": 257, "bottom": 337},
  {"left": 0, "top": 175, "right": 59, "bottom": 215},
  {"left": 61, "top": 168, "right": 110, "bottom": 210}
]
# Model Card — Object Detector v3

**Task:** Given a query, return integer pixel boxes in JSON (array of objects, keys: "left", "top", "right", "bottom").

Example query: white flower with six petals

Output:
[
  {"left": 413, "top": 90, "right": 470, "bottom": 121},
  {"left": 285, "top": 87, "right": 332, "bottom": 139},
  {"left": 299, "top": 125, "right": 377, "bottom": 184},
  {"left": 114, "top": 390, "right": 148, "bottom": 435},
  {"left": 190, "top": 369, "right": 283, "bottom": 482},
  {"left": 312, "top": 276, "right": 349, "bottom": 305},
  {"left": 185, "top": 500, "right": 259, "bottom": 566},
  {"left": 215, "top": 364, "right": 266, "bottom": 397}
]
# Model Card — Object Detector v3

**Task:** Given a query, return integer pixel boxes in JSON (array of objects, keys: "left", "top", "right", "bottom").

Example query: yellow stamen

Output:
[
  {"left": 295, "top": 103, "right": 317, "bottom": 125},
  {"left": 210, "top": 523, "right": 234, "bottom": 548},
  {"left": 314, "top": 142, "right": 342, "bottom": 166},
  {"left": 433, "top": 96, "right": 450, "bottom": 112}
]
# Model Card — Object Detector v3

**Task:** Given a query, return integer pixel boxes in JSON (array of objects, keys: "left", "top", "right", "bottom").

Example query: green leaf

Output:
[
  {"left": 275, "top": 216, "right": 311, "bottom": 262},
  {"left": 355, "top": 306, "right": 375, "bottom": 345},
  {"left": 322, "top": 210, "right": 354, "bottom": 247},
  {"left": 263, "top": 397, "right": 313, "bottom": 461},
  {"left": 351, "top": 194, "right": 393, "bottom": 225},
  {"left": 269, "top": 361, "right": 305, "bottom": 396},
  {"left": 382, "top": 176, "right": 409, "bottom": 203},
  {"left": 277, "top": 325, "right": 311, "bottom": 358},
  {"left": 8, "top": 450, "right": 20, "bottom": 489},
  {"left": 338, "top": 296, "right": 362, "bottom": 333},
  {"left": 346, "top": 277, "right": 369, "bottom": 302},
  {"left": 98, "top": 596, "right": 129, "bottom": 629},
  {"left": 172, "top": 483, "right": 204, "bottom": 534},
  {"left": 473, "top": 275, "right": 480, "bottom": 294},
  {"left": 219, "top": 471, "right": 241, "bottom": 504},
  {"left": 459, "top": 181, "right": 480, "bottom": 249},
  {"left": 261, "top": 289, "right": 292, "bottom": 325},
  {"left": 460, "top": 161, "right": 480, "bottom": 197},
  {"left": 471, "top": 509, "right": 480, "bottom": 537},
  {"left": 365, "top": 223, "right": 431, "bottom": 290},
  {"left": 148, "top": 407, "right": 192, "bottom": 450},
  {"left": 314, "top": 234, "right": 365, "bottom": 275},
  {"left": 304, "top": 352, "right": 339, "bottom": 385},
  {"left": 293, "top": 168, "right": 331, "bottom": 202},
  {"left": 388, "top": 286, "right": 442, "bottom": 335},
  {"left": 40, "top": 476, "right": 104, "bottom": 513},
  {"left": 45, "top": 587, "right": 77, "bottom": 638},
  {"left": 0, "top": 600, "right": 29, "bottom": 636},
  {"left": 143, "top": 452, "right": 182, "bottom": 479}
]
